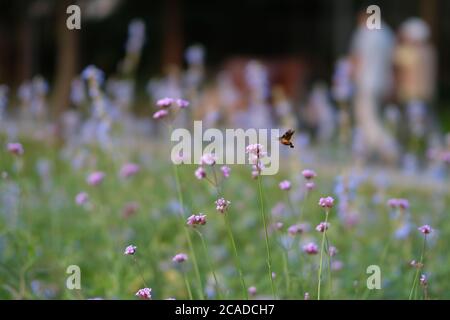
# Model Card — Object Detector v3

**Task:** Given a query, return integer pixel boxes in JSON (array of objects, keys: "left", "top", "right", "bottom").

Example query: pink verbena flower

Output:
[
  {"left": 135, "top": 287, "right": 152, "bottom": 299},
  {"left": 331, "top": 260, "right": 344, "bottom": 271},
  {"left": 248, "top": 286, "right": 257, "bottom": 296},
  {"left": 302, "top": 169, "right": 317, "bottom": 180},
  {"left": 156, "top": 97, "right": 174, "bottom": 108},
  {"left": 387, "top": 198, "right": 409, "bottom": 210},
  {"left": 175, "top": 99, "right": 189, "bottom": 108},
  {"left": 279, "top": 180, "right": 291, "bottom": 191},
  {"left": 303, "top": 242, "right": 319, "bottom": 255},
  {"left": 318, "top": 196, "right": 334, "bottom": 208},
  {"left": 419, "top": 274, "right": 428, "bottom": 287},
  {"left": 200, "top": 153, "right": 216, "bottom": 166},
  {"left": 120, "top": 163, "right": 140, "bottom": 179},
  {"left": 221, "top": 166, "right": 231, "bottom": 178},
  {"left": 7, "top": 143, "right": 24, "bottom": 156},
  {"left": 410, "top": 260, "right": 423, "bottom": 269},
  {"left": 418, "top": 224, "right": 432, "bottom": 235},
  {"left": 288, "top": 224, "right": 304, "bottom": 236},
  {"left": 305, "top": 181, "right": 316, "bottom": 191},
  {"left": 87, "top": 171, "right": 105, "bottom": 186},
  {"left": 274, "top": 222, "right": 284, "bottom": 231},
  {"left": 75, "top": 192, "right": 89, "bottom": 205},
  {"left": 195, "top": 166, "right": 206, "bottom": 179},
  {"left": 153, "top": 109, "right": 168, "bottom": 119},
  {"left": 328, "top": 246, "right": 338, "bottom": 257},
  {"left": 124, "top": 245, "right": 137, "bottom": 255},
  {"left": 315, "top": 221, "right": 330, "bottom": 232},
  {"left": 215, "top": 197, "right": 230, "bottom": 213},
  {"left": 172, "top": 253, "right": 188, "bottom": 263},
  {"left": 246, "top": 144, "right": 266, "bottom": 161},
  {"left": 245, "top": 143, "right": 265, "bottom": 156},
  {"left": 186, "top": 214, "right": 207, "bottom": 226}
]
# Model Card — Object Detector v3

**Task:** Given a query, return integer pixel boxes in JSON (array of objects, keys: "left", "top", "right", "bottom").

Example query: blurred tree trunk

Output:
[
  {"left": 52, "top": 0, "right": 79, "bottom": 119},
  {"left": 161, "top": 0, "right": 183, "bottom": 70}
]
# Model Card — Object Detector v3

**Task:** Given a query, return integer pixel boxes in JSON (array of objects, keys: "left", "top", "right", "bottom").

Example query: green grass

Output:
[{"left": 0, "top": 138, "right": 449, "bottom": 300}]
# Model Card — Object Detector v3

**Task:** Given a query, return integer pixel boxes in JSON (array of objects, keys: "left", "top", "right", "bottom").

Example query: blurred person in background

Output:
[
  {"left": 394, "top": 18, "right": 437, "bottom": 162},
  {"left": 350, "top": 10, "right": 399, "bottom": 163}
]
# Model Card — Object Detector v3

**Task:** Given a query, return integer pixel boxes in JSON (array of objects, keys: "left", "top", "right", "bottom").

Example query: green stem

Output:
[
  {"left": 325, "top": 233, "right": 333, "bottom": 298},
  {"left": 282, "top": 249, "right": 291, "bottom": 296},
  {"left": 172, "top": 163, "right": 205, "bottom": 299},
  {"left": 183, "top": 271, "right": 194, "bottom": 300},
  {"left": 409, "top": 235, "right": 427, "bottom": 300},
  {"left": 133, "top": 257, "right": 148, "bottom": 288},
  {"left": 257, "top": 177, "right": 276, "bottom": 299},
  {"left": 194, "top": 229, "right": 222, "bottom": 299},
  {"left": 317, "top": 210, "right": 329, "bottom": 300},
  {"left": 224, "top": 213, "right": 248, "bottom": 299}
]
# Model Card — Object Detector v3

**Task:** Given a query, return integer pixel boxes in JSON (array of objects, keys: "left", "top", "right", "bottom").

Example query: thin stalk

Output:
[
  {"left": 224, "top": 212, "right": 248, "bottom": 299},
  {"left": 409, "top": 235, "right": 427, "bottom": 300},
  {"left": 183, "top": 271, "right": 194, "bottom": 300},
  {"left": 282, "top": 250, "right": 291, "bottom": 296},
  {"left": 257, "top": 177, "right": 276, "bottom": 299},
  {"left": 133, "top": 257, "right": 148, "bottom": 288},
  {"left": 317, "top": 209, "right": 329, "bottom": 300},
  {"left": 167, "top": 123, "right": 204, "bottom": 299},
  {"left": 194, "top": 228, "right": 222, "bottom": 299},
  {"left": 325, "top": 233, "right": 333, "bottom": 298},
  {"left": 172, "top": 163, "right": 205, "bottom": 299}
]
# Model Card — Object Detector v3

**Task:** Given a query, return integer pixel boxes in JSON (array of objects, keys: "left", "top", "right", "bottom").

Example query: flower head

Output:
[
  {"left": 156, "top": 97, "right": 174, "bottom": 108},
  {"left": 176, "top": 99, "right": 190, "bottom": 108},
  {"left": 120, "top": 163, "right": 140, "bottom": 179},
  {"left": 274, "top": 222, "right": 284, "bottom": 231},
  {"left": 87, "top": 171, "right": 105, "bottom": 186},
  {"left": 215, "top": 197, "right": 230, "bottom": 213},
  {"left": 75, "top": 192, "right": 89, "bottom": 206},
  {"left": 410, "top": 260, "right": 423, "bottom": 269},
  {"left": 315, "top": 221, "right": 330, "bottom": 233},
  {"left": 318, "top": 196, "right": 334, "bottom": 208},
  {"left": 153, "top": 109, "right": 168, "bottom": 119},
  {"left": 387, "top": 198, "right": 409, "bottom": 210},
  {"left": 135, "top": 287, "right": 152, "bottom": 299},
  {"left": 200, "top": 153, "right": 216, "bottom": 166},
  {"left": 288, "top": 224, "right": 304, "bottom": 236},
  {"left": 7, "top": 143, "right": 24, "bottom": 156},
  {"left": 331, "top": 260, "right": 344, "bottom": 271},
  {"left": 221, "top": 166, "right": 231, "bottom": 178},
  {"left": 419, "top": 274, "right": 428, "bottom": 287},
  {"left": 418, "top": 224, "right": 432, "bottom": 235},
  {"left": 302, "top": 169, "right": 317, "bottom": 180},
  {"left": 279, "top": 180, "right": 291, "bottom": 191},
  {"left": 246, "top": 143, "right": 265, "bottom": 156},
  {"left": 303, "top": 242, "right": 319, "bottom": 255},
  {"left": 305, "top": 181, "right": 316, "bottom": 191},
  {"left": 186, "top": 214, "right": 207, "bottom": 226},
  {"left": 172, "top": 253, "right": 188, "bottom": 263},
  {"left": 248, "top": 286, "right": 257, "bottom": 296},
  {"left": 124, "top": 245, "right": 137, "bottom": 255},
  {"left": 328, "top": 246, "right": 338, "bottom": 257},
  {"left": 195, "top": 167, "right": 206, "bottom": 180}
]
